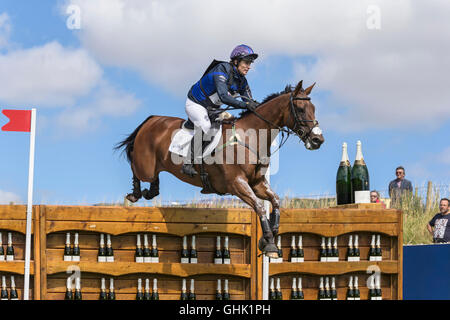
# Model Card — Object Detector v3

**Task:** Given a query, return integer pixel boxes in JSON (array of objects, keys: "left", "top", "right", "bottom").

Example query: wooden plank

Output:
[
  {"left": 269, "top": 261, "right": 398, "bottom": 276},
  {"left": 331, "top": 203, "right": 384, "bottom": 209},
  {"left": 278, "top": 223, "right": 399, "bottom": 237},
  {"left": 33, "top": 205, "right": 41, "bottom": 300},
  {"left": 0, "top": 261, "right": 34, "bottom": 274},
  {"left": 280, "top": 208, "right": 399, "bottom": 223},
  {"left": 397, "top": 209, "right": 403, "bottom": 300},
  {"left": 39, "top": 205, "right": 47, "bottom": 300},
  {"left": 0, "top": 205, "right": 28, "bottom": 220},
  {"left": 46, "top": 261, "right": 251, "bottom": 278},
  {"left": 46, "top": 221, "right": 251, "bottom": 237},
  {"left": 44, "top": 205, "right": 252, "bottom": 224},
  {"left": 0, "top": 221, "right": 28, "bottom": 234}
]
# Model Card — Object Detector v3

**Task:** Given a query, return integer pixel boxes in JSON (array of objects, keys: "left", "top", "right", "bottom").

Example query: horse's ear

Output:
[
  {"left": 304, "top": 82, "right": 316, "bottom": 95},
  {"left": 293, "top": 80, "right": 304, "bottom": 96}
]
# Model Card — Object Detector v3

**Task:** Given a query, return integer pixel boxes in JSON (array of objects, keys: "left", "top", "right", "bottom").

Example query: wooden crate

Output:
[
  {"left": 0, "top": 205, "right": 40, "bottom": 300},
  {"left": 39, "top": 205, "right": 258, "bottom": 300},
  {"left": 263, "top": 203, "right": 403, "bottom": 300}
]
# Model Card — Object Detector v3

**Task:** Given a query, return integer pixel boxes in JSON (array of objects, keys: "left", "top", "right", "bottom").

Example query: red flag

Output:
[{"left": 1, "top": 109, "right": 32, "bottom": 132}]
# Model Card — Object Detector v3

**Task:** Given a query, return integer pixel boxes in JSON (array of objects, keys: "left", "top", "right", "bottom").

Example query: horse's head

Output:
[{"left": 285, "top": 80, "right": 324, "bottom": 150}]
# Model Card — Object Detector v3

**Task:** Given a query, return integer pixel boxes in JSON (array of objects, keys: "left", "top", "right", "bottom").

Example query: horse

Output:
[{"left": 115, "top": 80, "right": 324, "bottom": 257}]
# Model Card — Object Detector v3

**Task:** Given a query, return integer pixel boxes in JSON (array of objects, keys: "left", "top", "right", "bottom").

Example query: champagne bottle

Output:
[
  {"left": 324, "top": 277, "right": 332, "bottom": 300},
  {"left": 375, "top": 234, "right": 382, "bottom": 261},
  {"left": 64, "top": 232, "right": 72, "bottom": 262},
  {"left": 290, "top": 277, "right": 298, "bottom": 300},
  {"left": 320, "top": 237, "right": 327, "bottom": 262},
  {"left": 215, "top": 279, "right": 223, "bottom": 300},
  {"left": 289, "top": 235, "right": 297, "bottom": 263},
  {"left": 11, "top": 277, "right": 20, "bottom": 300},
  {"left": 369, "top": 235, "right": 376, "bottom": 261},
  {"left": 99, "top": 278, "right": 107, "bottom": 300},
  {"left": 347, "top": 235, "right": 355, "bottom": 261},
  {"left": 353, "top": 276, "right": 360, "bottom": 300},
  {"left": 0, "top": 232, "right": 4, "bottom": 262},
  {"left": 151, "top": 278, "right": 159, "bottom": 300},
  {"left": 297, "top": 277, "right": 304, "bottom": 300},
  {"left": 346, "top": 276, "right": 354, "bottom": 300},
  {"left": 144, "top": 278, "right": 151, "bottom": 301},
  {"left": 369, "top": 276, "right": 376, "bottom": 300},
  {"left": 375, "top": 275, "right": 382, "bottom": 300},
  {"left": 354, "top": 235, "right": 360, "bottom": 261},
  {"left": 64, "top": 277, "right": 73, "bottom": 300},
  {"left": 326, "top": 237, "right": 333, "bottom": 260},
  {"left": 318, "top": 277, "right": 326, "bottom": 300},
  {"left": 72, "top": 233, "right": 80, "bottom": 262},
  {"left": 269, "top": 278, "right": 276, "bottom": 300},
  {"left": 106, "top": 234, "right": 114, "bottom": 262},
  {"left": 180, "top": 236, "right": 189, "bottom": 263},
  {"left": 336, "top": 142, "right": 353, "bottom": 205},
  {"left": 180, "top": 279, "right": 188, "bottom": 300},
  {"left": 214, "top": 236, "right": 222, "bottom": 264},
  {"left": 190, "top": 235, "right": 198, "bottom": 264},
  {"left": 6, "top": 232, "right": 14, "bottom": 261},
  {"left": 297, "top": 235, "right": 304, "bottom": 262},
  {"left": 331, "top": 277, "right": 338, "bottom": 300},
  {"left": 1, "top": 276, "right": 8, "bottom": 300},
  {"left": 330, "top": 237, "right": 339, "bottom": 262},
  {"left": 108, "top": 278, "right": 115, "bottom": 300},
  {"left": 275, "top": 278, "right": 282, "bottom": 300},
  {"left": 223, "top": 279, "right": 230, "bottom": 300},
  {"left": 351, "top": 140, "right": 370, "bottom": 198},
  {"left": 98, "top": 234, "right": 106, "bottom": 262},
  {"left": 222, "top": 236, "right": 231, "bottom": 264},
  {"left": 188, "top": 279, "right": 196, "bottom": 300},
  {"left": 135, "top": 234, "right": 144, "bottom": 263},
  {"left": 136, "top": 278, "right": 144, "bottom": 301},
  {"left": 74, "top": 276, "right": 82, "bottom": 300},
  {"left": 143, "top": 234, "right": 151, "bottom": 263},
  {"left": 151, "top": 234, "right": 159, "bottom": 263},
  {"left": 275, "top": 235, "right": 283, "bottom": 263}
]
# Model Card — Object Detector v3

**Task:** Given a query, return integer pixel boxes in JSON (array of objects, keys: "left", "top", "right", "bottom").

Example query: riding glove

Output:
[{"left": 246, "top": 100, "right": 259, "bottom": 111}]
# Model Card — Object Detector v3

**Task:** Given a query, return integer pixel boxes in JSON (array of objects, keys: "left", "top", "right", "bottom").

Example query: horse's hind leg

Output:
[
  {"left": 142, "top": 176, "right": 160, "bottom": 200},
  {"left": 126, "top": 174, "right": 142, "bottom": 203}
]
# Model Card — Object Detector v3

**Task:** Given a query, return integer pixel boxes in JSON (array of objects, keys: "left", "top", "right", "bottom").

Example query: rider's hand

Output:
[{"left": 246, "top": 100, "right": 259, "bottom": 111}]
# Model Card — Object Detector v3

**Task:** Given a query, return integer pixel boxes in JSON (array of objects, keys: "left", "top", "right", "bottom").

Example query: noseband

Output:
[{"left": 289, "top": 93, "right": 320, "bottom": 141}]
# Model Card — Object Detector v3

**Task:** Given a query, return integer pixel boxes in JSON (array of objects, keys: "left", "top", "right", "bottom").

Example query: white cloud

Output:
[
  {"left": 0, "top": 41, "right": 102, "bottom": 106},
  {"left": 0, "top": 12, "right": 11, "bottom": 49},
  {"left": 55, "top": 81, "right": 141, "bottom": 132},
  {"left": 63, "top": 0, "right": 450, "bottom": 131},
  {"left": 0, "top": 190, "right": 21, "bottom": 204}
]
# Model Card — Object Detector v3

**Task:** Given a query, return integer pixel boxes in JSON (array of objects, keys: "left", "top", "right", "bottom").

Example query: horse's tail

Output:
[{"left": 114, "top": 115, "right": 154, "bottom": 164}]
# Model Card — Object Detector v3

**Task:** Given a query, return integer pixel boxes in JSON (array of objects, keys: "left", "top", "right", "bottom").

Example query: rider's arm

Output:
[
  {"left": 239, "top": 78, "right": 253, "bottom": 102},
  {"left": 213, "top": 64, "right": 247, "bottom": 109}
]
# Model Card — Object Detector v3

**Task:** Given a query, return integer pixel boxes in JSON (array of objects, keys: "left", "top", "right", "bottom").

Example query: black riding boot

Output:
[{"left": 181, "top": 138, "right": 198, "bottom": 177}]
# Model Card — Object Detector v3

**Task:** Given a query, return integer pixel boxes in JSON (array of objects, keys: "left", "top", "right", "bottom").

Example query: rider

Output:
[{"left": 181, "top": 44, "right": 260, "bottom": 177}]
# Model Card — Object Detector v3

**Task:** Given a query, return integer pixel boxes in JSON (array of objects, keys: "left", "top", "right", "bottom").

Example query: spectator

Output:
[
  {"left": 388, "top": 166, "right": 413, "bottom": 206},
  {"left": 370, "top": 190, "right": 386, "bottom": 209},
  {"left": 427, "top": 198, "right": 450, "bottom": 243}
]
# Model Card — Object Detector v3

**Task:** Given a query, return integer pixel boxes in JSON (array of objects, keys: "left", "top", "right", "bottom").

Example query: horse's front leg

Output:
[
  {"left": 231, "top": 176, "right": 278, "bottom": 258},
  {"left": 251, "top": 178, "right": 281, "bottom": 237}
]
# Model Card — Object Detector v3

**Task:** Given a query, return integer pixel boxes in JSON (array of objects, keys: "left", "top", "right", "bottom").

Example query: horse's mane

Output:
[{"left": 238, "top": 84, "right": 294, "bottom": 118}]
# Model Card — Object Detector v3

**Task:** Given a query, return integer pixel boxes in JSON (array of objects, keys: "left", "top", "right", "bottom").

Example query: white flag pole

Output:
[{"left": 23, "top": 108, "right": 36, "bottom": 300}]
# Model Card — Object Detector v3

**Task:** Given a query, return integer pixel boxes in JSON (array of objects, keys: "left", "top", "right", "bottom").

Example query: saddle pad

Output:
[{"left": 168, "top": 121, "right": 222, "bottom": 158}]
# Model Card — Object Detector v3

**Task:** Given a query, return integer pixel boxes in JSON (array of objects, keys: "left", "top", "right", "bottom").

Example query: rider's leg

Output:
[{"left": 182, "top": 99, "right": 211, "bottom": 176}]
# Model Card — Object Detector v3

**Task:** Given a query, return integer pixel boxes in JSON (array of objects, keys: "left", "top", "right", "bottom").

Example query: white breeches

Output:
[{"left": 185, "top": 98, "right": 211, "bottom": 134}]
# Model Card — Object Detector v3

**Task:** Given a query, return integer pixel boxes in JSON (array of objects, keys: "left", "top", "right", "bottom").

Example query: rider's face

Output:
[{"left": 237, "top": 60, "right": 252, "bottom": 76}]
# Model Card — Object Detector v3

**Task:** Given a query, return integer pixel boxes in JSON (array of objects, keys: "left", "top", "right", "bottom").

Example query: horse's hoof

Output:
[
  {"left": 262, "top": 243, "right": 279, "bottom": 258},
  {"left": 258, "top": 237, "right": 268, "bottom": 251},
  {"left": 142, "top": 188, "right": 159, "bottom": 200},
  {"left": 126, "top": 194, "right": 139, "bottom": 203}
]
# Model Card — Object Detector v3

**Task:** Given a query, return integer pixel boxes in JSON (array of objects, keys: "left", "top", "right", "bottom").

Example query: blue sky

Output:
[{"left": 0, "top": 1, "right": 449, "bottom": 205}]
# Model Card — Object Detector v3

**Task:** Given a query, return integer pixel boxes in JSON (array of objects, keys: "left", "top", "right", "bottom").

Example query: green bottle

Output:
[
  {"left": 99, "top": 278, "right": 107, "bottom": 300},
  {"left": 290, "top": 278, "right": 298, "bottom": 300},
  {"left": 351, "top": 140, "right": 370, "bottom": 199},
  {"left": 336, "top": 142, "right": 353, "bottom": 204},
  {"left": 180, "top": 279, "right": 188, "bottom": 300},
  {"left": 215, "top": 279, "right": 223, "bottom": 300},
  {"left": 136, "top": 279, "right": 144, "bottom": 301}
]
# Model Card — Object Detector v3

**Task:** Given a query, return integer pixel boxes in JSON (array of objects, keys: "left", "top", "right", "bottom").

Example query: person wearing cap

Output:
[{"left": 181, "top": 44, "right": 259, "bottom": 177}]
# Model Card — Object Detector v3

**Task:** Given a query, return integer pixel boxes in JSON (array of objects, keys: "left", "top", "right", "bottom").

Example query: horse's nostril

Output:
[{"left": 312, "top": 137, "right": 322, "bottom": 145}]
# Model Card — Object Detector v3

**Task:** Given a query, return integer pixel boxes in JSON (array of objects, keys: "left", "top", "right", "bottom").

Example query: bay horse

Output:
[{"left": 115, "top": 80, "right": 324, "bottom": 257}]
